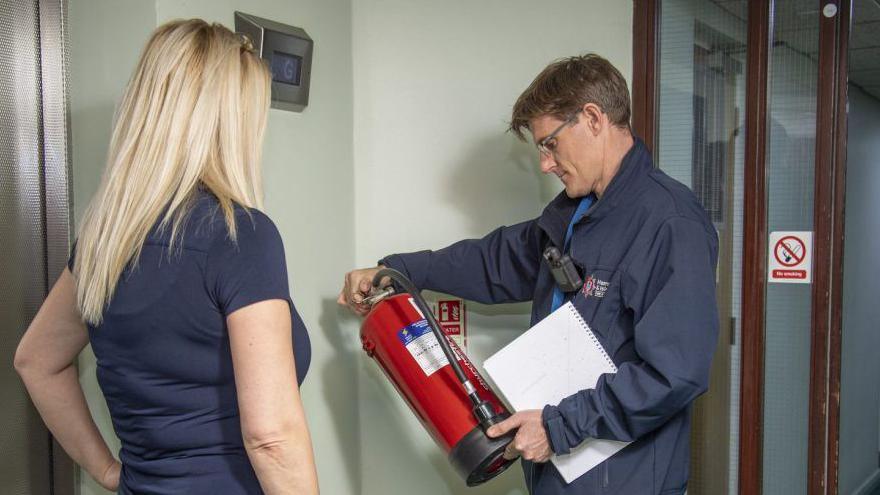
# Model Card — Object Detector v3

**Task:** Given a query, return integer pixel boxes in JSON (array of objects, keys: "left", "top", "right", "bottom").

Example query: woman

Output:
[{"left": 14, "top": 19, "right": 318, "bottom": 494}]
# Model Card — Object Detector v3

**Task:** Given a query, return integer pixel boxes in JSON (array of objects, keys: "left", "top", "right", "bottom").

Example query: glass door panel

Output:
[
  {"left": 656, "top": 1, "right": 747, "bottom": 493},
  {"left": 761, "top": 1, "right": 818, "bottom": 493}
]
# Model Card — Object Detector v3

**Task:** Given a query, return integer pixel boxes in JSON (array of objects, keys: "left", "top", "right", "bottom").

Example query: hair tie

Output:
[{"left": 237, "top": 33, "right": 255, "bottom": 53}]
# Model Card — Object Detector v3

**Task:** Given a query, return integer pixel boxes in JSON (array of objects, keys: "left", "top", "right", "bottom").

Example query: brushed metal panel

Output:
[
  {"left": 39, "top": 0, "right": 73, "bottom": 285},
  {"left": 0, "top": 0, "right": 68, "bottom": 493}
]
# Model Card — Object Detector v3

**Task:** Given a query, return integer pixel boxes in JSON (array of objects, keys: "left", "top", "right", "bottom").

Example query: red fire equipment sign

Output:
[{"left": 434, "top": 299, "right": 467, "bottom": 351}]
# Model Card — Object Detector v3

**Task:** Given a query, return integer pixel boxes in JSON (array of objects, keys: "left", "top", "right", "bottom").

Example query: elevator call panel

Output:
[{"left": 234, "top": 11, "right": 313, "bottom": 112}]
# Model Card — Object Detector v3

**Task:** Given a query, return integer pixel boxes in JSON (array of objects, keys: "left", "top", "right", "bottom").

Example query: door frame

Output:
[
  {"left": 631, "top": 1, "right": 850, "bottom": 493},
  {"left": 811, "top": 1, "right": 849, "bottom": 494},
  {"left": 38, "top": 0, "right": 77, "bottom": 492}
]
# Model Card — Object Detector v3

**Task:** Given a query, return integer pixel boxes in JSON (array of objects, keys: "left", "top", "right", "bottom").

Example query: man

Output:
[{"left": 339, "top": 54, "right": 719, "bottom": 495}]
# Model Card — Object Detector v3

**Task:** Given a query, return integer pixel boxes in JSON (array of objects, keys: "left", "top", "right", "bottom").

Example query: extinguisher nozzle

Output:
[{"left": 472, "top": 399, "right": 500, "bottom": 428}]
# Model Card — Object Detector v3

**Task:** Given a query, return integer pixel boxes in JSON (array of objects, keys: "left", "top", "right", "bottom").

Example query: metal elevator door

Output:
[{"left": 0, "top": 0, "right": 73, "bottom": 493}]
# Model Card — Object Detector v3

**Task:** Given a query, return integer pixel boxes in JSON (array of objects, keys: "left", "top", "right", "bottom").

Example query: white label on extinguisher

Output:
[
  {"left": 397, "top": 319, "right": 461, "bottom": 376},
  {"left": 407, "top": 297, "right": 425, "bottom": 318}
]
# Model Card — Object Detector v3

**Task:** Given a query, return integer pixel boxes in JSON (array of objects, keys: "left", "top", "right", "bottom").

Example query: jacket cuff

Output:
[
  {"left": 378, "top": 254, "right": 404, "bottom": 273},
  {"left": 378, "top": 255, "right": 407, "bottom": 293},
  {"left": 542, "top": 405, "right": 570, "bottom": 455},
  {"left": 379, "top": 252, "right": 431, "bottom": 289}
]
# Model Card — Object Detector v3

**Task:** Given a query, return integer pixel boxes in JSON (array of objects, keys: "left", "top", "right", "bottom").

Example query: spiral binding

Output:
[{"left": 565, "top": 303, "right": 617, "bottom": 373}]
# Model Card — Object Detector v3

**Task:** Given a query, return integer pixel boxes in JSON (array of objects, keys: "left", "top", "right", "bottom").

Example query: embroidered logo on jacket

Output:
[{"left": 582, "top": 275, "right": 610, "bottom": 299}]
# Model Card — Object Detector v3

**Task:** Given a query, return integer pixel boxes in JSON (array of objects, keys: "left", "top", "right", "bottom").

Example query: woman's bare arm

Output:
[
  {"left": 228, "top": 299, "right": 318, "bottom": 494},
  {"left": 14, "top": 269, "right": 120, "bottom": 491}
]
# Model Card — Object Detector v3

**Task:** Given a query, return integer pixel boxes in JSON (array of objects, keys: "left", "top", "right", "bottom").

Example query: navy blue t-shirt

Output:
[{"left": 69, "top": 191, "right": 311, "bottom": 494}]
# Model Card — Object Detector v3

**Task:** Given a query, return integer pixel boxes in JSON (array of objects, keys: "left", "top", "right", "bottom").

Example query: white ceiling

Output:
[{"left": 706, "top": 0, "right": 879, "bottom": 101}]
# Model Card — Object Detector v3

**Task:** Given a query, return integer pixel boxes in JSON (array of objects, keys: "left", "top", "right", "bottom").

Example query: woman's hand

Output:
[{"left": 98, "top": 459, "right": 121, "bottom": 492}]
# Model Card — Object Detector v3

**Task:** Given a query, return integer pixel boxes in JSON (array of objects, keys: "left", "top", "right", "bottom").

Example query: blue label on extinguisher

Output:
[
  {"left": 397, "top": 319, "right": 431, "bottom": 345},
  {"left": 397, "top": 320, "right": 457, "bottom": 376}
]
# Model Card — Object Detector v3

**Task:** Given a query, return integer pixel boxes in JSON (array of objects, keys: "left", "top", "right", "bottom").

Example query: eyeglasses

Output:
[{"left": 536, "top": 112, "right": 580, "bottom": 157}]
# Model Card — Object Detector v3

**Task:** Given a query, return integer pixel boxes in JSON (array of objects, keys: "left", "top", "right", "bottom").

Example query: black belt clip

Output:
[{"left": 543, "top": 246, "right": 583, "bottom": 293}]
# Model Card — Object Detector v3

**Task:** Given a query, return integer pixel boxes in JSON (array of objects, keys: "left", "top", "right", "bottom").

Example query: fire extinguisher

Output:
[{"left": 360, "top": 268, "right": 515, "bottom": 486}]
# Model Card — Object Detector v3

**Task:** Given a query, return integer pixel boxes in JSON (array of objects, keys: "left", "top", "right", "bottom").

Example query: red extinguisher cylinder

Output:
[{"left": 361, "top": 293, "right": 515, "bottom": 486}]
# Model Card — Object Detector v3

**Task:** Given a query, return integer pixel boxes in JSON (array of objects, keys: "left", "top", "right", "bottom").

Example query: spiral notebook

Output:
[{"left": 482, "top": 301, "right": 630, "bottom": 484}]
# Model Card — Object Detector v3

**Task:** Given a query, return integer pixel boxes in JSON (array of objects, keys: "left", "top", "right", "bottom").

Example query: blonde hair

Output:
[{"left": 73, "top": 19, "right": 272, "bottom": 325}]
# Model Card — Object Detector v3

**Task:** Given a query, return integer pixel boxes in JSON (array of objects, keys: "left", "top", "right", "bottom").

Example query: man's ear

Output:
[{"left": 581, "top": 103, "right": 605, "bottom": 136}]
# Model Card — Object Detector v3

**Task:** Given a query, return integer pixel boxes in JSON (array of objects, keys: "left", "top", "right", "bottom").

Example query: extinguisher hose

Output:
[{"left": 373, "top": 268, "right": 501, "bottom": 428}]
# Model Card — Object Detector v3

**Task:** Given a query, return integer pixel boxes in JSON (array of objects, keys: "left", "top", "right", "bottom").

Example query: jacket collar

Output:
[{"left": 536, "top": 137, "right": 653, "bottom": 248}]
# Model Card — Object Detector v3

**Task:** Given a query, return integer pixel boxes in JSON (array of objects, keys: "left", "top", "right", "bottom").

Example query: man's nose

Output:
[{"left": 539, "top": 153, "right": 556, "bottom": 174}]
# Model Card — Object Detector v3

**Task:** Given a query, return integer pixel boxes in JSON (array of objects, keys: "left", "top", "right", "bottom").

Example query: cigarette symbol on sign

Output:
[{"left": 774, "top": 236, "right": 806, "bottom": 267}]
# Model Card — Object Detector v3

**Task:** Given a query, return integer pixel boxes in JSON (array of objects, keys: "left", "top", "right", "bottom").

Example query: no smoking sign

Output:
[{"left": 768, "top": 231, "right": 813, "bottom": 283}]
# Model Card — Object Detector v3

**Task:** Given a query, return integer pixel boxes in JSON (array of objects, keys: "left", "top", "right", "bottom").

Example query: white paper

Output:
[{"left": 483, "top": 301, "right": 629, "bottom": 483}]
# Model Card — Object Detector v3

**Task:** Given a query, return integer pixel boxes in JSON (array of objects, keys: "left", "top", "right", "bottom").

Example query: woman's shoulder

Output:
[
  {"left": 230, "top": 207, "right": 283, "bottom": 250},
  {"left": 181, "top": 191, "right": 280, "bottom": 250},
  {"left": 198, "top": 203, "right": 283, "bottom": 262},
  {"left": 202, "top": 201, "right": 289, "bottom": 305}
]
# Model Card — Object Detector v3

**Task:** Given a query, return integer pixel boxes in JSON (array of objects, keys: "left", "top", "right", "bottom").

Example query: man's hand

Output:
[
  {"left": 487, "top": 410, "right": 553, "bottom": 463},
  {"left": 337, "top": 265, "right": 387, "bottom": 316}
]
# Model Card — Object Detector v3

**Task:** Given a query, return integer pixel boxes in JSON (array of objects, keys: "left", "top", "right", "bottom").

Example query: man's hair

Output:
[{"left": 509, "top": 54, "right": 632, "bottom": 141}]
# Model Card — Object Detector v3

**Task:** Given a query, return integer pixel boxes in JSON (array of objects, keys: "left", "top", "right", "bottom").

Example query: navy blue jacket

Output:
[{"left": 381, "top": 139, "right": 719, "bottom": 494}]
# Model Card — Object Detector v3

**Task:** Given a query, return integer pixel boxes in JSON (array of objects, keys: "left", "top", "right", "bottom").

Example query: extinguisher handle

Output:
[{"left": 362, "top": 286, "right": 396, "bottom": 306}]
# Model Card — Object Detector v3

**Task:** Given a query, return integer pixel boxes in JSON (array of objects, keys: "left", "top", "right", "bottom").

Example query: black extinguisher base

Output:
[{"left": 449, "top": 420, "right": 516, "bottom": 487}]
